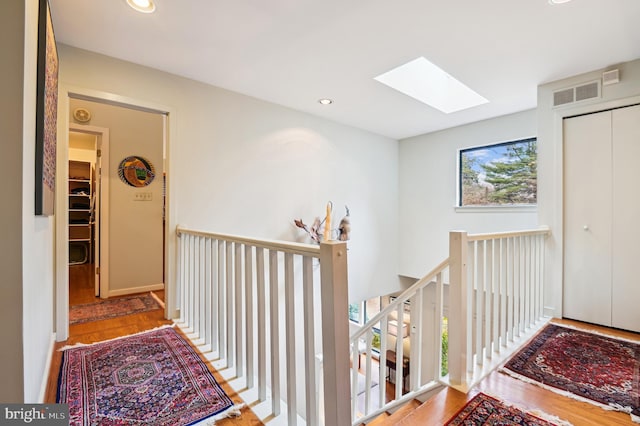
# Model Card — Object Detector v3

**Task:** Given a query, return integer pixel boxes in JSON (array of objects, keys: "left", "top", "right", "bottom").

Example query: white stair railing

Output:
[
  {"left": 448, "top": 227, "right": 551, "bottom": 392},
  {"left": 175, "top": 227, "right": 351, "bottom": 426},
  {"left": 176, "top": 226, "right": 549, "bottom": 426},
  {"left": 349, "top": 259, "right": 450, "bottom": 424},
  {"left": 350, "top": 226, "right": 551, "bottom": 424}
]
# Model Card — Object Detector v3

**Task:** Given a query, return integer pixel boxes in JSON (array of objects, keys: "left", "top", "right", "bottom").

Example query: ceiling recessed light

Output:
[
  {"left": 126, "top": 0, "right": 156, "bottom": 13},
  {"left": 374, "top": 57, "right": 489, "bottom": 114},
  {"left": 318, "top": 98, "right": 333, "bottom": 105},
  {"left": 548, "top": 0, "right": 572, "bottom": 4}
]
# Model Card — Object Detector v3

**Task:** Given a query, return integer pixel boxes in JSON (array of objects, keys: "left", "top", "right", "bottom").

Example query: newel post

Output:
[
  {"left": 448, "top": 231, "right": 469, "bottom": 389},
  {"left": 319, "top": 241, "right": 351, "bottom": 426}
]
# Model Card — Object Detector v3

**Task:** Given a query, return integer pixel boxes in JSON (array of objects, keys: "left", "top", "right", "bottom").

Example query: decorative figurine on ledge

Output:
[
  {"left": 338, "top": 206, "right": 350, "bottom": 241},
  {"left": 294, "top": 202, "right": 350, "bottom": 244}
]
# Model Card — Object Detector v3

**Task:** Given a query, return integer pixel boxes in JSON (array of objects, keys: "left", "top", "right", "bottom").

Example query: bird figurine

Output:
[
  {"left": 294, "top": 203, "right": 349, "bottom": 244},
  {"left": 294, "top": 217, "right": 321, "bottom": 243},
  {"left": 294, "top": 218, "right": 307, "bottom": 232},
  {"left": 338, "top": 206, "right": 351, "bottom": 241},
  {"left": 309, "top": 217, "right": 321, "bottom": 243}
]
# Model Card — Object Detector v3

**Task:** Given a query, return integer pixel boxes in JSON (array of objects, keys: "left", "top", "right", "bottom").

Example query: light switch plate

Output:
[{"left": 134, "top": 192, "right": 153, "bottom": 201}]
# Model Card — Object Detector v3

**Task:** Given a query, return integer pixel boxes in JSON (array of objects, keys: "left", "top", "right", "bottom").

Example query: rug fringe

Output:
[
  {"left": 58, "top": 324, "right": 176, "bottom": 351},
  {"left": 149, "top": 291, "right": 165, "bottom": 309},
  {"left": 528, "top": 409, "right": 575, "bottom": 426},
  {"left": 201, "top": 403, "right": 244, "bottom": 425},
  {"left": 480, "top": 391, "right": 574, "bottom": 426},
  {"left": 550, "top": 322, "right": 640, "bottom": 344},
  {"left": 501, "top": 367, "right": 638, "bottom": 421}
]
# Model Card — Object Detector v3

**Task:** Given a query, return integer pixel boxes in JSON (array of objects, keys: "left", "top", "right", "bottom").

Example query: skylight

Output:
[{"left": 374, "top": 57, "right": 489, "bottom": 114}]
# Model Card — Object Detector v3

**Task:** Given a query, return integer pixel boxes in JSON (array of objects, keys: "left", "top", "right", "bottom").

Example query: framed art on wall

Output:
[{"left": 35, "top": 0, "right": 59, "bottom": 216}]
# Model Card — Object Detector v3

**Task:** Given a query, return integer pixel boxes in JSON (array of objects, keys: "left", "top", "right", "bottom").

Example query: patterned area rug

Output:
[
  {"left": 502, "top": 323, "right": 640, "bottom": 423},
  {"left": 57, "top": 327, "right": 238, "bottom": 425},
  {"left": 445, "top": 393, "right": 570, "bottom": 425},
  {"left": 69, "top": 293, "right": 161, "bottom": 325}
]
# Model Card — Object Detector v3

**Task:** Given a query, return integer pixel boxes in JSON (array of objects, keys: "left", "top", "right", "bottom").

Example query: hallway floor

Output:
[
  {"left": 368, "top": 318, "right": 640, "bottom": 425},
  {"left": 45, "top": 266, "right": 639, "bottom": 425},
  {"left": 44, "top": 264, "right": 263, "bottom": 425}
]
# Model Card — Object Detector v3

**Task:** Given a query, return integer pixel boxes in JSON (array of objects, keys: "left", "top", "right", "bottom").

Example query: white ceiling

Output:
[{"left": 49, "top": 0, "right": 640, "bottom": 140}]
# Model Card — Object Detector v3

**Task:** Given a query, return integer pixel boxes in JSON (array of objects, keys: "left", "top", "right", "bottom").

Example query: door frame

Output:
[
  {"left": 68, "top": 124, "right": 110, "bottom": 298},
  {"left": 55, "top": 85, "right": 176, "bottom": 341}
]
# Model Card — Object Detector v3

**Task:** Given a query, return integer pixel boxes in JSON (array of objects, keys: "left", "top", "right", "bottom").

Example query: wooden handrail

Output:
[
  {"left": 176, "top": 226, "right": 321, "bottom": 256},
  {"left": 466, "top": 226, "right": 550, "bottom": 241},
  {"left": 349, "top": 257, "right": 449, "bottom": 344}
]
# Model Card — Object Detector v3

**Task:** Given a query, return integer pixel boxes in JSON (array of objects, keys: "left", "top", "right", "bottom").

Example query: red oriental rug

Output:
[
  {"left": 69, "top": 292, "right": 162, "bottom": 325},
  {"left": 57, "top": 327, "right": 240, "bottom": 425},
  {"left": 445, "top": 393, "right": 571, "bottom": 425},
  {"left": 502, "top": 323, "right": 640, "bottom": 423}
]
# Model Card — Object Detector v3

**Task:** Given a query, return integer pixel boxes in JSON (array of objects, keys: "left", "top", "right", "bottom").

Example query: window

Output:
[
  {"left": 458, "top": 137, "right": 537, "bottom": 207},
  {"left": 364, "top": 297, "right": 381, "bottom": 322},
  {"left": 350, "top": 297, "right": 383, "bottom": 353},
  {"left": 348, "top": 303, "right": 361, "bottom": 323}
]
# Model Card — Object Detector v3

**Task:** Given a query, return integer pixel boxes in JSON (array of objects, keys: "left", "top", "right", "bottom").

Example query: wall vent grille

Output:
[
  {"left": 602, "top": 69, "right": 620, "bottom": 86},
  {"left": 553, "top": 88, "right": 575, "bottom": 106},
  {"left": 575, "top": 82, "right": 599, "bottom": 101},
  {"left": 553, "top": 80, "right": 600, "bottom": 108}
]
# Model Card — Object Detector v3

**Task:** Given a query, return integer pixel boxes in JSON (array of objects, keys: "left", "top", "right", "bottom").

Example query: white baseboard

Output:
[
  {"left": 543, "top": 306, "right": 557, "bottom": 318},
  {"left": 107, "top": 283, "right": 165, "bottom": 298},
  {"left": 38, "top": 332, "right": 57, "bottom": 403}
]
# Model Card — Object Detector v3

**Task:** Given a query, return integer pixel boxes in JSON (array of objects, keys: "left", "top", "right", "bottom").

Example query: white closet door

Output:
[
  {"left": 563, "top": 110, "right": 612, "bottom": 326},
  {"left": 612, "top": 104, "right": 640, "bottom": 333}
]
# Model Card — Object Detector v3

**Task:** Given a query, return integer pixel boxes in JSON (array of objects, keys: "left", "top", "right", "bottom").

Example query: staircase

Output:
[
  {"left": 350, "top": 227, "right": 551, "bottom": 425},
  {"left": 367, "top": 398, "right": 421, "bottom": 425},
  {"left": 174, "top": 225, "right": 550, "bottom": 425}
]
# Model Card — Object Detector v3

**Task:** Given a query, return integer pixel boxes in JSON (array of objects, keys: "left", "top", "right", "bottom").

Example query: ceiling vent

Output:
[{"left": 552, "top": 80, "right": 600, "bottom": 108}]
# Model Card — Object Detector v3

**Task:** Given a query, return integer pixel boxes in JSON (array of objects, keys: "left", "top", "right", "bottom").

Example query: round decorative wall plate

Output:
[{"left": 118, "top": 156, "right": 156, "bottom": 187}]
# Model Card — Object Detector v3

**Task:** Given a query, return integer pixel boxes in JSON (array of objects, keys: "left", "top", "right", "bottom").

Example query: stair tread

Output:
[
  {"left": 395, "top": 387, "right": 468, "bottom": 425},
  {"left": 369, "top": 398, "right": 421, "bottom": 425},
  {"left": 366, "top": 412, "right": 390, "bottom": 426}
]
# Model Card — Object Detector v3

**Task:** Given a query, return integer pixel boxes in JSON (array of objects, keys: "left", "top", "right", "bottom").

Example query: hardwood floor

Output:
[
  {"left": 45, "top": 264, "right": 263, "bottom": 425},
  {"left": 47, "top": 269, "right": 639, "bottom": 425},
  {"left": 393, "top": 318, "right": 640, "bottom": 425}
]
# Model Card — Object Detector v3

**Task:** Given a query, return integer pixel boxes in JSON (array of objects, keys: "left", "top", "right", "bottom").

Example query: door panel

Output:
[
  {"left": 563, "top": 111, "right": 612, "bottom": 326},
  {"left": 612, "top": 104, "right": 640, "bottom": 332}
]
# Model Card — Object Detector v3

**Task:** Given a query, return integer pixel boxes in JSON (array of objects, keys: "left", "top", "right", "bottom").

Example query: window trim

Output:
[{"left": 457, "top": 136, "right": 537, "bottom": 208}]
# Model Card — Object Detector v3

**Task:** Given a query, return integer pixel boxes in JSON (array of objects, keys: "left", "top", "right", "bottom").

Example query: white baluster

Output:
[
  {"left": 269, "top": 249, "right": 281, "bottom": 416},
  {"left": 256, "top": 247, "right": 267, "bottom": 401},
  {"left": 302, "top": 255, "right": 317, "bottom": 426},
  {"left": 235, "top": 243, "right": 243, "bottom": 377},
  {"left": 245, "top": 245, "right": 254, "bottom": 389},
  {"left": 284, "top": 253, "right": 297, "bottom": 425}
]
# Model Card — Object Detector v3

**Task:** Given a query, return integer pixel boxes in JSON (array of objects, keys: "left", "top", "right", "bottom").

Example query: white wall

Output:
[
  {"left": 69, "top": 99, "right": 164, "bottom": 294},
  {"left": 537, "top": 58, "right": 640, "bottom": 317},
  {"left": 398, "top": 110, "right": 538, "bottom": 279},
  {"left": 58, "top": 45, "right": 400, "bottom": 305},
  {"left": 23, "top": 0, "right": 56, "bottom": 401},
  {"left": 69, "top": 131, "right": 96, "bottom": 163},
  {"left": 0, "top": 0, "right": 58, "bottom": 402}
]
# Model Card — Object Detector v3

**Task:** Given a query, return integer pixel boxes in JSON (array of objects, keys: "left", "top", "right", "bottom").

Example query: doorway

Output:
[
  {"left": 56, "top": 89, "right": 172, "bottom": 342},
  {"left": 68, "top": 129, "right": 103, "bottom": 300}
]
